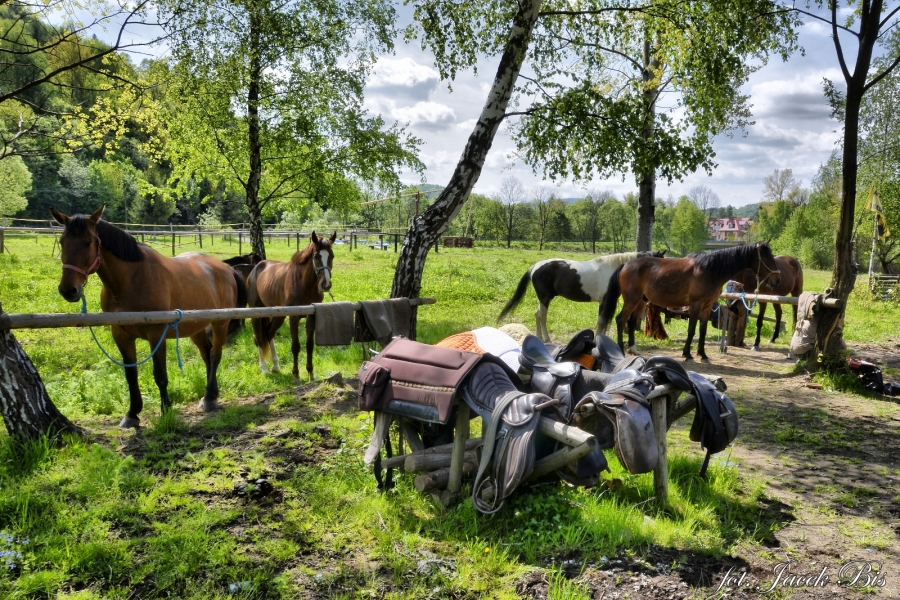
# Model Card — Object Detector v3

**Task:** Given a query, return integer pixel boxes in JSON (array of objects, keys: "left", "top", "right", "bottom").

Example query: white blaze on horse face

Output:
[{"left": 318, "top": 248, "right": 332, "bottom": 292}]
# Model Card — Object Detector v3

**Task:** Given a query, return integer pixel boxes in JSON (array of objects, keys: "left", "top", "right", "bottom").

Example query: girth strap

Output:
[{"left": 472, "top": 390, "right": 525, "bottom": 514}]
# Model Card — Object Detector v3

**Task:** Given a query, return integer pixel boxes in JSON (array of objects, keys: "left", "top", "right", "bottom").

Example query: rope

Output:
[
  {"left": 739, "top": 292, "right": 757, "bottom": 311},
  {"left": 80, "top": 296, "right": 185, "bottom": 372}
]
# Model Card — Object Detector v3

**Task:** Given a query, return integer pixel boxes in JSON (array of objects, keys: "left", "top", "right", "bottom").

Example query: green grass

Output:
[{"left": 1, "top": 236, "right": 897, "bottom": 598}]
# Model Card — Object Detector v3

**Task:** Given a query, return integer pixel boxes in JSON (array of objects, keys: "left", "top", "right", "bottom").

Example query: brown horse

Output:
[
  {"left": 732, "top": 255, "right": 803, "bottom": 350},
  {"left": 598, "top": 242, "right": 781, "bottom": 361},
  {"left": 247, "top": 232, "right": 336, "bottom": 382},
  {"left": 50, "top": 205, "right": 248, "bottom": 427}
]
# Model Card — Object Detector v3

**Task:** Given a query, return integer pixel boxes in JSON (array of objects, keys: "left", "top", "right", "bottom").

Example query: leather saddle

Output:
[{"left": 460, "top": 362, "right": 558, "bottom": 513}]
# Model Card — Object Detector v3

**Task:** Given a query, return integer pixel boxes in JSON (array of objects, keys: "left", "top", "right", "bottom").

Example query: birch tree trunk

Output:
[
  {"left": 635, "top": 36, "right": 660, "bottom": 252},
  {"left": 390, "top": 0, "right": 543, "bottom": 334},
  {"left": 245, "top": 10, "right": 266, "bottom": 260},
  {"left": 0, "top": 301, "right": 81, "bottom": 441}
]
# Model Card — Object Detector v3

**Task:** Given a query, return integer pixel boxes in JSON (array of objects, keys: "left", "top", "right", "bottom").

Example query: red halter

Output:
[{"left": 63, "top": 238, "right": 103, "bottom": 277}]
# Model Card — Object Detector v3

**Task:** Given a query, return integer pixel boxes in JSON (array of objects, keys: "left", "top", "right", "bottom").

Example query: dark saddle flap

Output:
[{"left": 519, "top": 335, "right": 581, "bottom": 377}]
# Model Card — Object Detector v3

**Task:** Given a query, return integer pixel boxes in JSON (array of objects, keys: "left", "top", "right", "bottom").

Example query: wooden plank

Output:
[
  {"left": 447, "top": 402, "right": 471, "bottom": 495},
  {"left": 0, "top": 297, "right": 436, "bottom": 330},
  {"left": 720, "top": 292, "right": 841, "bottom": 308},
  {"left": 380, "top": 437, "right": 483, "bottom": 470},
  {"left": 651, "top": 395, "right": 669, "bottom": 509}
]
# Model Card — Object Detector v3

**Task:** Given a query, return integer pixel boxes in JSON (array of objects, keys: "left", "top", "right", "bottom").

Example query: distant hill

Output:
[{"left": 734, "top": 203, "right": 759, "bottom": 218}]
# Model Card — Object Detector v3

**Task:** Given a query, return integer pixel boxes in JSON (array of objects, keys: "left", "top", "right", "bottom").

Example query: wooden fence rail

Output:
[
  {"left": 0, "top": 298, "right": 436, "bottom": 331},
  {"left": 719, "top": 292, "right": 842, "bottom": 308}
]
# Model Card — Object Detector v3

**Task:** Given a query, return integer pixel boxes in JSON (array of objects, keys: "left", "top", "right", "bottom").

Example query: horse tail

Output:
[
  {"left": 597, "top": 264, "right": 624, "bottom": 334},
  {"left": 497, "top": 269, "right": 532, "bottom": 323},
  {"left": 233, "top": 269, "right": 248, "bottom": 310}
]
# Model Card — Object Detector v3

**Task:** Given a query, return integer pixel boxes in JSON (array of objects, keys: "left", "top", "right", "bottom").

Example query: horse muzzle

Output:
[{"left": 58, "top": 281, "right": 83, "bottom": 303}]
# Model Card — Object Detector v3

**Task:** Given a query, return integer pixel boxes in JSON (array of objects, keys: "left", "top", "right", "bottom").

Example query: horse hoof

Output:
[
  {"left": 682, "top": 356, "right": 694, "bottom": 362},
  {"left": 699, "top": 356, "right": 710, "bottom": 363},
  {"left": 200, "top": 398, "right": 218, "bottom": 413},
  {"left": 751, "top": 345, "right": 761, "bottom": 351},
  {"left": 119, "top": 416, "right": 140, "bottom": 429}
]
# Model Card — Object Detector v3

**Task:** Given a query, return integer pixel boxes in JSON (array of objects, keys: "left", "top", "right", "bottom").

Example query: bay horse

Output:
[
  {"left": 732, "top": 255, "right": 803, "bottom": 350},
  {"left": 498, "top": 250, "right": 666, "bottom": 342},
  {"left": 247, "top": 232, "right": 336, "bottom": 382},
  {"left": 50, "top": 205, "right": 248, "bottom": 427},
  {"left": 598, "top": 242, "right": 781, "bottom": 361}
]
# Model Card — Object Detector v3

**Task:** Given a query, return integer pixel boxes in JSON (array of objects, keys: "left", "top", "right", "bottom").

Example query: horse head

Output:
[
  {"left": 754, "top": 241, "right": 781, "bottom": 290},
  {"left": 310, "top": 231, "right": 337, "bottom": 294},
  {"left": 50, "top": 205, "right": 105, "bottom": 302}
]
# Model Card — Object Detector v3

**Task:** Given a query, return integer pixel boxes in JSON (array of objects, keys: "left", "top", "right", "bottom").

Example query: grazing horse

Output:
[
  {"left": 598, "top": 242, "right": 781, "bottom": 361},
  {"left": 247, "top": 232, "right": 335, "bottom": 382},
  {"left": 732, "top": 255, "right": 803, "bottom": 350},
  {"left": 50, "top": 205, "right": 248, "bottom": 427},
  {"left": 498, "top": 250, "right": 666, "bottom": 342}
]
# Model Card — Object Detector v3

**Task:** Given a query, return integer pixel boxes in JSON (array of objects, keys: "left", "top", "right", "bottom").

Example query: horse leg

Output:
[
  {"left": 150, "top": 337, "right": 170, "bottom": 414},
  {"left": 251, "top": 317, "right": 270, "bottom": 373},
  {"left": 113, "top": 331, "right": 142, "bottom": 428},
  {"left": 535, "top": 302, "right": 550, "bottom": 342},
  {"left": 770, "top": 303, "right": 783, "bottom": 343},
  {"left": 290, "top": 315, "right": 301, "bottom": 384},
  {"left": 697, "top": 318, "right": 710, "bottom": 362},
  {"left": 683, "top": 316, "right": 697, "bottom": 361},
  {"left": 626, "top": 313, "right": 640, "bottom": 355},
  {"left": 268, "top": 316, "right": 285, "bottom": 373},
  {"left": 191, "top": 329, "right": 221, "bottom": 412},
  {"left": 305, "top": 317, "right": 315, "bottom": 381},
  {"left": 752, "top": 302, "right": 765, "bottom": 350}
]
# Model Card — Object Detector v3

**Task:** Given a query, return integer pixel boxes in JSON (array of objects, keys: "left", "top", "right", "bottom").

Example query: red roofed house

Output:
[{"left": 708, "top": 217, "right": 752, "bottom": 241}]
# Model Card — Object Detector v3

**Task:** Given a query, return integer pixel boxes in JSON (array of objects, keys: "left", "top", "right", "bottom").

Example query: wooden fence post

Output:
[
  {"left": 239, "top": 230, "right": 243, "bottom": 255},
  {"left": 171, "top": 225, "right": 175, "bottom": 256},
  {"left": 0, "top": 227, "right": 4, "bottom": 254}
]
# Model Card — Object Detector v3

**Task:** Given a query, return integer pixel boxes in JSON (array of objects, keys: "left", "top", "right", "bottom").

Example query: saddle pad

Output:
[
  {"left": 437, "top": 327, "right": 522, "bottom": 373},
  {"left": 372, "top": 337, "right": 484, "bottom": 424}
]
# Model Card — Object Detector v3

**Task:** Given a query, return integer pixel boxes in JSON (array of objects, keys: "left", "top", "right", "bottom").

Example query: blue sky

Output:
[{"left": 363, "top": 15, "right": 845, "bottom": 208}]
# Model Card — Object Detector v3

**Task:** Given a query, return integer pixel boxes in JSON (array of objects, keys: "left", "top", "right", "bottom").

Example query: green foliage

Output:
[
  {"left": 0, "top": 156, "right": 31, "bottom": 218},
  {"left": 669, "top": 197, "right": 707, "bottom": 255}
]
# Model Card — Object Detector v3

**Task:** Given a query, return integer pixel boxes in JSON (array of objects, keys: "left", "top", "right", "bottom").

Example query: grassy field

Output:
[{"left": 0, "top": 234, "right": 896, "bottom": 599}]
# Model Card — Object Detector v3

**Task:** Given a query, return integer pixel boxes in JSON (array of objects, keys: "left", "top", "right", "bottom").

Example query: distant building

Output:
[{"left": 708, "top": 217, "right": 753, "bottom": 241}]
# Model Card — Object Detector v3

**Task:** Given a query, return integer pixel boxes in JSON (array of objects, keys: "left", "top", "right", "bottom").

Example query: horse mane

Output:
[
  {"left": 291, "top": 241, "right": 316, "bottom": 266},
  {"left": 691, "top": 244, "right": 759, "bottom": 280},
  {"left": 593, "top": 251, "right": 640, "bottom": 266},
  {"left": 68, "top": 215, "right": 144, "bottom": 262}
]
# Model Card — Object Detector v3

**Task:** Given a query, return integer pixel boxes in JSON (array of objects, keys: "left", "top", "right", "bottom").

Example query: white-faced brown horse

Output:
[
  {"left": 50, "top": 205, "right": 248, "bottom": 427},
  {"left": 732, "top": 255, "right": 803, "bottom": 350},
  {"left": 247, "top": 232, "right": 336, "bottom": 382},
  {"left": 498, "top": 250, "right": 666, "bottom": 342},
  {"left": 598, "top": 242, "right": 781, "bottom": 361}
]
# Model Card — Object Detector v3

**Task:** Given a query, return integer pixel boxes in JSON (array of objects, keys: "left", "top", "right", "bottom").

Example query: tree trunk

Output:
[
  {"left": 390, "top": 0, "right": 543, "bottom": 334},
  {"left": 0, "top": 301, "right": 81, "bottom": 441},
  {"left": 245, "top": 10, "right": 266, "bottom": 260},
  {"left": 815, "top": 3, "right": 882, "bottom": 367},
  {"left": 635, "top": 36, "right": 660, "bottom": 252}
]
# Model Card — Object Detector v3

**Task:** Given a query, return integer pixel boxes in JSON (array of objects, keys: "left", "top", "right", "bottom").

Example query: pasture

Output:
[{"left": 1, "top": 235, "right": 899, "bottom": 599}]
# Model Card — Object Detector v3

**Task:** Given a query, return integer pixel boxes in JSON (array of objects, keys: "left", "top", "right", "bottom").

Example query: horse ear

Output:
[
  {"left": 330, "top": 231, "right": 337, "bottom": 242},
  {"left": 310, "top": 231, "right": 319, "bottom": 244},
  {"left": 89, "top": 205, "right": 105, "bottom": 224},
  {"left": 49, "top": 207, "right": 69, "bottom": 226},
  {"left": 660, "top": 249, "right": 667, "bottom": 257}
]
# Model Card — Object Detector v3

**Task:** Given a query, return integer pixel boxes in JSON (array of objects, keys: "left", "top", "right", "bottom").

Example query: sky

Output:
[
  {"left": 363, "top": 15, "right": 845, "bottom": 208},
  {"left": 100, "top": 3, "right": 848, "bottom": 209}
]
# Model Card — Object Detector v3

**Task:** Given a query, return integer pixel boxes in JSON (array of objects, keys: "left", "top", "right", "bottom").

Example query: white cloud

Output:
[
  {"left": 391, "top": 101, "right": 456, "bottom": 129},
  {"left": 368, "top": 56, "right": 439, "bottom": 89}
]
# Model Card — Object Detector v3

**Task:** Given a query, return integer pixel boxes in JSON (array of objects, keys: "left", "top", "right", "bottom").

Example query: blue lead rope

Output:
[
  {"left": 739, "top": 292, "right": 757, "bottom": 312},
  {"left": 80, "top": 296, "right": 185, "bottom": 373}
]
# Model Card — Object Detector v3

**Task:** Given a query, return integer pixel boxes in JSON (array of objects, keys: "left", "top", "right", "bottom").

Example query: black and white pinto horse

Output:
[{"left": 498, "top": 250, "right": 665, "bottom": 342}]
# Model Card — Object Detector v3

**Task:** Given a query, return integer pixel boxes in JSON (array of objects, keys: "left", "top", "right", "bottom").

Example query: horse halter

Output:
[
  {"left": 312, "top": 249, "right": 331, "bottom": 277},
  {"left": 63, "top": 237, "right": 103, "bottom": 278},
  {"left": 754, "top": 245, "right": 780, "bottom": 291}
]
